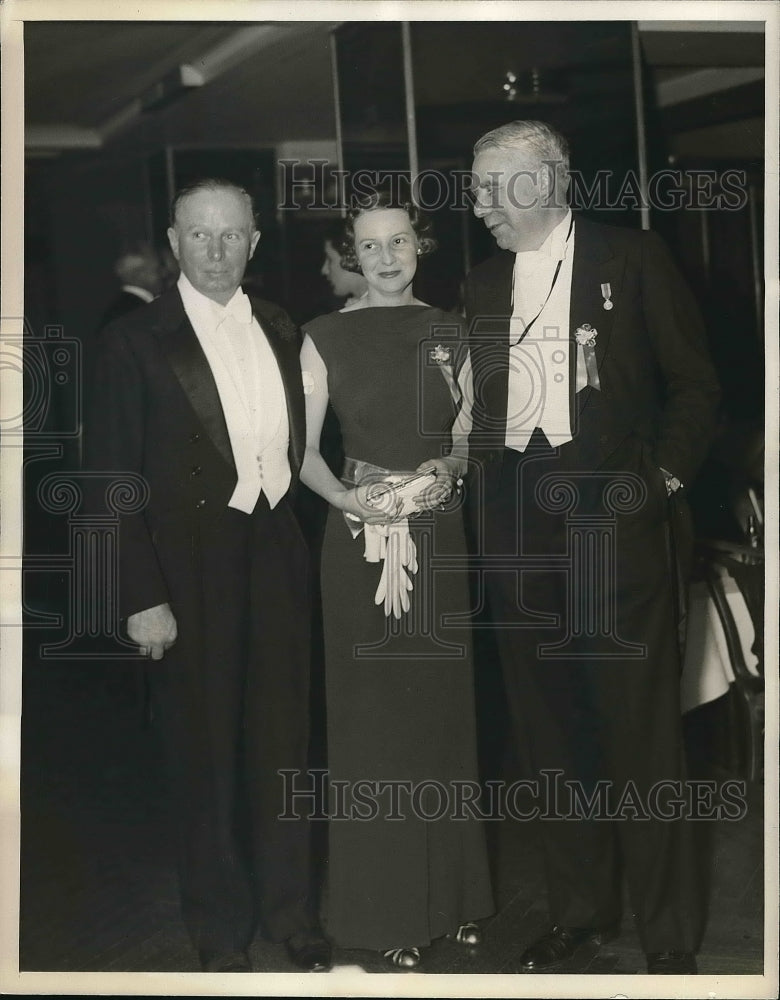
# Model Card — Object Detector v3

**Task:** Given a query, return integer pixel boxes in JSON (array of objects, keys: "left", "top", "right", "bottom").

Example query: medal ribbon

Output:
[
  {"left": 510, "top": 214, "right": 575, "bottom": 347},
  {"left": 583, "top": 345, "right": 600, "bottom": 389}
]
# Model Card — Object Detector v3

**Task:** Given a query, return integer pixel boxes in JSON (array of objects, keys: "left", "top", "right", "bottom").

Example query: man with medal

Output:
[{"left": 462, "top": 121, "right": 721, "bottom": 974}]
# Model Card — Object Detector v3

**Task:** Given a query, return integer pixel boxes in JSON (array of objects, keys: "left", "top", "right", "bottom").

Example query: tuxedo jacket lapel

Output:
[
  {"left": 480, "top": 251, "right": 514, "bottom": 320},
  {"left": 153, "top": 289, "right": 306, "bottom": 480},
  {"left": 155, "top": 290, "right": 236, "bottom": 469},
  {"left": 469, "top": 251, "right": 514, "bottom": 430},
  {"left": 570, "top": 218, "right": 626, "bottom": 417}
]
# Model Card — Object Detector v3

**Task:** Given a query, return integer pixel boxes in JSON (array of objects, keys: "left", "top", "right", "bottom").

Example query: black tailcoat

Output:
[
  {"left": 98, "top": 289, "right": 150, "bottom": 330},
  {"left": 464, "top": 218, "right": 721, "bottom": 953},
  {"left": 87, "top": 287, "right": 314, "bottom": 953},
  {"left": 465, "top": 217, "right": 720, "bottom": 486}
]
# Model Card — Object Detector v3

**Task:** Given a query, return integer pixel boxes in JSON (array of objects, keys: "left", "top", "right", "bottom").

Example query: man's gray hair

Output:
[
  {"left": 474, "top": 120, "right": 570, "bottom": 171},
  {"left": 169, "top": 177, "right": 257, "bottom": 228},
  {"left": 473, "top": 120, "right": 570, "bottom": 201}
]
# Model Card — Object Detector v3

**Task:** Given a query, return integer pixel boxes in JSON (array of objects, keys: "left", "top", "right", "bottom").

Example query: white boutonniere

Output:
[
  {"left": 430, "top": 344, "right": 452, "bottom": 364},
  {"left": 574, "top": 323, "right": 598, "bottom": 348}
]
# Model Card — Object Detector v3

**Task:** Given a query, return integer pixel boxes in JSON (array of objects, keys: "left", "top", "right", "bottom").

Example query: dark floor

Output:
[{"left": 19, "top": 649, "right": 765, "bottom": 981}]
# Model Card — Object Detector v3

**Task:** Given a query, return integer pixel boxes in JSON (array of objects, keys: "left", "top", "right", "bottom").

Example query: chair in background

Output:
[{"left": 699, "top": 542, "right": 765, "bottom": 784}]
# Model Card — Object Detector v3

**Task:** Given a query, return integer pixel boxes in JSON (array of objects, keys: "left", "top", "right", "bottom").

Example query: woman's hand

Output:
[
  {"left": 333, "top": 483, "right": 405, "bottom": 525},
  {"left": 412, "top": 458, "right": 464, "bottom": 511}
]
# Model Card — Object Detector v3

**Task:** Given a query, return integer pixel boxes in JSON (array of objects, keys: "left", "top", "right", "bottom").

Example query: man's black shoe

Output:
[
  {"left": 285, "top": 930, "right": 332, "bottom": 972},
  {"left": 520, "top": 923, "right": 619, "bottom": 972},
  {"left": 646, "top": 950, "right": 697, "bottom": 974},
  {"left": 198, "top": 949, "right": 251, "bottom": 972}
]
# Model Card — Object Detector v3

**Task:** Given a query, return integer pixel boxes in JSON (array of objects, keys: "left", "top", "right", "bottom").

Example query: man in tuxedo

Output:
[
  {"left": 463, "top": 122, "right": 720, "bottom": 974},
  {"left": 87, "top": 178, "right": 330, "bottom": 973}
]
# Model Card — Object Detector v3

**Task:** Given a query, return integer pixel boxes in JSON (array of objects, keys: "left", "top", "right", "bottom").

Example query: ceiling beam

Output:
[
  {"left": 639, "top": 21, "right": 764, "bottom": 68},
  {"left": 656, "top": 67, "right": 764, "bottom": 107},
  {"left": 660, "top": 79, "right": 764, "bottom": 134},
  {"left": 637, "top": 21, "right": 764, "bottom": 34},
  {"left": 187, "top": 23, "right": 292, "bottom": 84},
  {"left": 25, "top": 125, "right": 102, "bottom": 151},
  {"left": 25, "top": 23, "right": 308, "bottom": 153}
]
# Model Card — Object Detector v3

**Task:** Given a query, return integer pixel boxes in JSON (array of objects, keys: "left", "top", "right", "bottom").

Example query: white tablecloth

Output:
[{"left": 681, "top": 566, "right": 760, "bottom": 714}]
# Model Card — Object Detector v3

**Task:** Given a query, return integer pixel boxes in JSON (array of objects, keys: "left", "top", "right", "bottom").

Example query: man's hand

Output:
[
  {"left": 413, "top": 458, "right": 464, "bottom": 510},
  {"left": 127, "top": 603, "right": 178, "bottom": 660}
]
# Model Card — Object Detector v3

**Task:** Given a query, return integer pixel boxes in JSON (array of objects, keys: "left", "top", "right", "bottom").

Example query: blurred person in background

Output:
[
  {"left": 320, "top": 219, "right": 368, "bottom": 308},
  {"left": 99, "top": 242, "right": 165, "bottom": 328}
]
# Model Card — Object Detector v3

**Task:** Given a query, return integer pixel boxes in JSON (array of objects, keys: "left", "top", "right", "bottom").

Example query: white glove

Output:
[
  {"left": 369, "top": 521, "right": 418, "bottom": 619},
  {"left": 364, "top": 522, "right": 388, "bottom": 563}
]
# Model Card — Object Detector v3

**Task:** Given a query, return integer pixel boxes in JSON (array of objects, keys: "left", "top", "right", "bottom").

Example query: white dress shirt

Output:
[
  {"left": 506, "top": 209, "right": 575, "bottom": 451},
  {"left": 177, "top": 274, "right": 290, "bottom": 512}
]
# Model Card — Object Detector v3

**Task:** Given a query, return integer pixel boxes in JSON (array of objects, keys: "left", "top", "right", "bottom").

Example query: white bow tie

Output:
[{"left": 221, "top": 290, "right": 253, "bottom": 326}]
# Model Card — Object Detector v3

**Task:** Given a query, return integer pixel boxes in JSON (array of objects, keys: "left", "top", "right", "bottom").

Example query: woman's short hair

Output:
[{"left": 338, "top": 189, "right": 437, "bottom": 273}]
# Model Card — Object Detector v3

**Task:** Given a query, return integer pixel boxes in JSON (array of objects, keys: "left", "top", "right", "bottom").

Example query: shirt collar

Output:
[
  {"left": 177, "top": 273, "right": 247, "bottom": 328},
  {"left": 514, "top": 209, "right": 572, "bottom": 267}
]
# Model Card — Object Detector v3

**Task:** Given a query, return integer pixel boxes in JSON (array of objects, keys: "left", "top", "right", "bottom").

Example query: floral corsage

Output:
[
  {"left": 574, "top": 323, "right": 597, "bottom": 347},
  {"left": 430, "top": 344, "right": 452, "bottom": 364}
]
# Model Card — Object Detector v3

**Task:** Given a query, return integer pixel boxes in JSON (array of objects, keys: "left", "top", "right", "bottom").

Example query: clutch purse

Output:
[{"left": 365, "top": 469, "right": 438, "bottom": 519}]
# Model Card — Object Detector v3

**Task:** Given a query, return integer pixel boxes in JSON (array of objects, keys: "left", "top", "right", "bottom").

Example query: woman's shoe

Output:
[
  {"left": 383, "top": 946, "right": 421, "bottom": 969},
  {"left": 449, "top": 922, "right": 482, "bottom": 947}
]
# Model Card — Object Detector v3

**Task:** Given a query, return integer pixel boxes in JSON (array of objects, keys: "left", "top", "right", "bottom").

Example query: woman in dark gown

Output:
[{"left": 300, "top": 193, "right": 493, "bottom": 968}]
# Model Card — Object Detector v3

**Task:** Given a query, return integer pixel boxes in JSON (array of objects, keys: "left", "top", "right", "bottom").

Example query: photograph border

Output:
[{"left": 2, "top": 2, "right": 778, "bottom": 996}]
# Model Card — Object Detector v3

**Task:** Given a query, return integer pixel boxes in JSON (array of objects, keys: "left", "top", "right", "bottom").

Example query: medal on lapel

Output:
[{"left": 600, "top": 282, "right": 613, "bottom": 311}]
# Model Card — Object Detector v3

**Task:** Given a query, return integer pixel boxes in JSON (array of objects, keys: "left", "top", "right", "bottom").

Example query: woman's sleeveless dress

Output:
[{"left": 303, "top": 305, "right": 493, "bottom": 950}]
